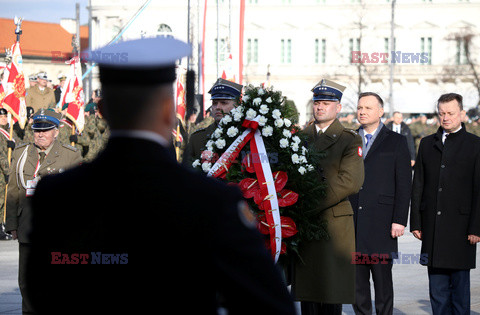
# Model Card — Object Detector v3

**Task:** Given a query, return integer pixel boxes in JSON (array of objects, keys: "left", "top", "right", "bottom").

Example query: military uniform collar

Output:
[{"left": 322, "top": 119, "right": 344, "bottom": 140}]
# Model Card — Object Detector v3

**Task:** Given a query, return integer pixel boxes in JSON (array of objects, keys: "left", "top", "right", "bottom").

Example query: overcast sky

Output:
[{"left": 0, "top": 0, "right": 89, "bottom": 25}]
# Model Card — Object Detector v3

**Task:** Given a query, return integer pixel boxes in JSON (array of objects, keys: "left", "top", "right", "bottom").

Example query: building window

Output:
[
  {"left": 456, "top": 38, "right": 467, "bottom": 65},
  {"left": 215, "top": 38, "right": 226, "bottom": 63},
  {"left": 349, "top": 38, "right": 360, "bottom": 64},
  {"left": 384, "top": 37, "right": 396, "bottom": 53},
  {"left": 247, "top": 38, "right": 258, "bottom": 64},
  {"left": 281, "top": 39, "right": 292, "bottom": 64},
  {"left": 420, "top": 37, "right": 432, "bottom": 65},
  {"left": 315, "top": 38, "right": 326, "bottom": 64}
]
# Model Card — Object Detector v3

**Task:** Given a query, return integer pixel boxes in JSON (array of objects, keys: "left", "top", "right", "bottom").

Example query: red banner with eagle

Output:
[
  {"left": 58, "top": 56, "right": 85, "bottom": 133},
  {"left": 1, "top": 42, "right": 27, "bottom": 129}
]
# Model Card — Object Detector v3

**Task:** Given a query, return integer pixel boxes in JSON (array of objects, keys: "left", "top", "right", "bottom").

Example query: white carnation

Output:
[
  {"left": 262, "top": 125, "right": 273, "bottom": 137},
  {"left": 259, "top": 104, "right": 269, "bottom": 115},
  {"left": 272, "top": 109, "right": 282, "bottom": 120},
  {"left": 258, "top": 115, "right": 268, "bottom": 126},
  {"left": 246, "top": 108, "right": 257, "bottom": 120},
  {"left": 215, "top": 138, "right": 226, "bottom": 149},
  {"left": 292, "top": 135, "right": 301, "bottom": 144},
  {"left": 214, "top": 128, "right": 223, "bottom": 139},
  {"left": 202, "top": 162, "right": 212, "bottom": 172},
  {"left": 307, "top": 164, "right": 314, "bottom": 171},
  {"left": 236, "top": 105, "right": 244, "bottom": 112},
  {"left": 291, "top": 142, "right": 299, "bottom": 152},
  {"left": 274, "top": 119, "right": 284, "bottom": 128},
  {"left": 266, "top": 97, "right": 273, "bottom": 103},
  {"left": 192, "top": 159, "right": 201, "bottom": 168},
  {"left": 226, "top": 126, "right": 239, "bottom": 138},
  {"left": 242, "top": 95, "right": 250, "bottom": 102},
  {"left": 291, "top": 153, "right": 300, "bottom": 164},
  {"left": 299, "top": 155, "right": 307, "bottom": 164},
  {"left": 284, "top": 118, "right": 292, "bottom": 127},
  {"left": 301, "top": 146, "right": 308, "bottom": 155},
  {"left": 233, "top": 111, "right": 243, "bottom": 122},
  {"left": 252, "top": 97, "right": 262, "bottom": 106},
  {"left": 280, "top": 138, "right": 289, "bottom": 149},
  {"left": 298, "top": 166, "right": 307, "bottom": 175},
  {"left": 283, "top": 129, "right": 292, "bottom": 138},
  {"left": 220, "top": 115, "right": 232, "bottom": 125},
  {"left": 257, "top": 87, "right": 265, "bottom": 95}
]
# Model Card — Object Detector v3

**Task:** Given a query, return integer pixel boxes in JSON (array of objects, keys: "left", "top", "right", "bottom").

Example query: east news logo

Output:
[{"left": 51, "top": 252, "right": 129, "bottom": 264}]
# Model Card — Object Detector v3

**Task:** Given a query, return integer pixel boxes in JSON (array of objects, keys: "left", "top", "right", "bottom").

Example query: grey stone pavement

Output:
[{"left": 1, "top": 230, "right": 479, "bottom": 314}]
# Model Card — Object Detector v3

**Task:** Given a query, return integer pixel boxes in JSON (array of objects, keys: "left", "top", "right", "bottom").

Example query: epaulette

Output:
[
  {"left": 62, "top": 143, "right": 78, "bottom": 152},
  {"left": 14, "top": 142, "right": 30, "bottom": 151},
  {"left": 190, "top": 126, "right": 209, "bottom": 135},
  {"left": 344, "top": 128, "right": 358, "bottom": 136}
]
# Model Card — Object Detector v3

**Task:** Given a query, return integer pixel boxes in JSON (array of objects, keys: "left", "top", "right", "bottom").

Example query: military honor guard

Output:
[
  {"left": 25, "top": 72, "right": 56, "bottom": 112},
  {"left": 411, "top": 93, "right": 480, "bottom": 314},
  {"left": 293, "top": 79, "right": 364, "bottom": 315},
  {"left": 26, "top": 37, "right": 295, "bottom": 314},
  {"left": 5, "top": 109, "right": 82, "bottom": 314},
  {"left": 183, "top": 78, "right": 243, "bottom": 167}
]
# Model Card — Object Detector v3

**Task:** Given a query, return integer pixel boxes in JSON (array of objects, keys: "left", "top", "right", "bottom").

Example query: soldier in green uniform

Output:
[
  {"left": 183, "top": 78, "right": 243, "bottom": 167},
  {"left": 5, "top": 109, "right": 82, "bottom": 314},
  {"left": 0, "top": 108, "right": 16, "bottom": 240},
  {"left": 293, "top": 79, "right": 364, "bottom": 315}
]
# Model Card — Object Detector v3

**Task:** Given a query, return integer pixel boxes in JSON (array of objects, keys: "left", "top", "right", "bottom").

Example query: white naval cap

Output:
[{"left": 85, "top": 37, "right": 191, "bottom": 85}]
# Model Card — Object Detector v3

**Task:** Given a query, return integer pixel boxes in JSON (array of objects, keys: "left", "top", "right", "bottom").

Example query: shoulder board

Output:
[
  {"left": 62, "top": 143, "right": 78, "bottom": 152},
  {"left": 344, "top": 128, "right": 358, "bottom": 136},
  {"left": 14, "top": 142, "right": 30, "bottom": 151},
  {"left": 191, "top": 127, "right": 208, "bottom": 135}
]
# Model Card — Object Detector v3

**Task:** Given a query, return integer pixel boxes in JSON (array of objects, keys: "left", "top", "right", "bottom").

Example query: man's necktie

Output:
[
  {"left": 39, "top": 152, "right": 46, "bottom": 164},
  {"left": 365, "top": 134, "right": 373, "bottom": 148},
  {"left": 318, "top": 129, "right": 323, "bottom": 136},
  {"left": 443, "top": 133, "right": 449, "bottom": 144}
]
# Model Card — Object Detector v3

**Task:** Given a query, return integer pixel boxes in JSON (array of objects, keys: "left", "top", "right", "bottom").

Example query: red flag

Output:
[
  {"left": 175, "top": 71, "right": 186, "bottom": 125},
  {"left": 59, "top": 56, "right": 85, "bottom": 132},
  {"left": 1, "top": 42, "right": 27, "bottom": 129}
]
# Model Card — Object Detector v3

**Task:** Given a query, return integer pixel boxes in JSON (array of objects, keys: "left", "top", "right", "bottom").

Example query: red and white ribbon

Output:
[{"left": 208, "top": 118, "right": 282, "bottom": 262}]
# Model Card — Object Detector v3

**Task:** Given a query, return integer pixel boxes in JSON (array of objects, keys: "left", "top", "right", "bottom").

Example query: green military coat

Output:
[
  {"left": 182, "top": 122, "right": 216, "bottom": 168},
  {"left": 5, "top": 140, "right": 82, "bottom": 243},
  {"left": 293, "top": 119, "right": 364, "bottom": 304}
]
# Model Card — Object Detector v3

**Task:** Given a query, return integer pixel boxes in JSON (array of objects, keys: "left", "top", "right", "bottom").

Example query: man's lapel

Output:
[{"left": 364, "top": 126, "right": 388, "bottom": 160}]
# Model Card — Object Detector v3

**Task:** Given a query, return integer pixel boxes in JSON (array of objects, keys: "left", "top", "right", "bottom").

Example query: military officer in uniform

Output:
[
  {"left": 26, "top": 37, "right": 295, "bottom": 314},
  {"left": 183, "top": 78, "right": 243, "bottom": 167},
  {"left": 5, "top": 109, "right": 82, "bottom": 314},
  {"left": 293, "top": 79, "right": 364, "bottom": 315}
]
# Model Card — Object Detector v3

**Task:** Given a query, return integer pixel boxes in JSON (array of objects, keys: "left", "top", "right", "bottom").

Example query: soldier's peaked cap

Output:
[
  {"left": 85, "top": 37, "right": 191, "bottom": 85},
  {"left": 312, "top": 79, "right": 346, "bottom": 102},
  {"left": 32, "top": 109, "right": 61, "bottom": 131},
  {"left": 208, "top": 78, "right": 243, "bottom": 100}
]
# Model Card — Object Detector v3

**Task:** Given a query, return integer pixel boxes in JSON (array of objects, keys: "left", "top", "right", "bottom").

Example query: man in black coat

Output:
[
  {"left": 410, "top": 93, "right": 480, "bottom": 314},
  {"left": 385, "top": 111, "right": 416, "bottom": 167},
  {"left": 26, "top": 37, "right": 295, "bottom": 315},
  {"left": 349, "top": 92, "right": 412, "bottom": 315}
]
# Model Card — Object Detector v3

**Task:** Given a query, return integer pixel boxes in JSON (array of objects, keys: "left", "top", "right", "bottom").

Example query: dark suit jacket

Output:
[
  {"left": 386, "top": 121, "right": 416, "bottom": 161},
  {"left": 410, "top": 125, "right": 480, "bottom": 269},
  {"left": 349, "top": 126, "right": 412, "bottom": 257},
  {"left": 28, "top": 136, "right": 295, "bottom": 315}
]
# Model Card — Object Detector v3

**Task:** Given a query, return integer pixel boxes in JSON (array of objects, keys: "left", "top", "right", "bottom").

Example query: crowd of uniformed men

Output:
[{"left": 0, "top": 71, "right": 109, "bottom": 239}]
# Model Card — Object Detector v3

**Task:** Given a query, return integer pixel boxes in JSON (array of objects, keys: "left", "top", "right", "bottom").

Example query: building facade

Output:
[{"left": 89, "top": 0, "right": 480, "bottom": 124}]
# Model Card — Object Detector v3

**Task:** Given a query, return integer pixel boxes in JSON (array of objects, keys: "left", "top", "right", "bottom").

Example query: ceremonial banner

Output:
[
  {"left": 175, "top": 70, "right": 187, "bottom": 125},
  {"left": 59, "top": 56, "right": 85, "bottom": 133},
  {"left": 1, "top": 42, "right": 27, "bottom": 129}
]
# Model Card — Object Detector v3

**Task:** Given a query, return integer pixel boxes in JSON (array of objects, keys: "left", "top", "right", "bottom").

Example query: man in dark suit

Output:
[
  {"left": 349, "top": 92, "right": 412, "bottom": 315},
  {"left": 410, "top": 93, "right": 480, "bottom": 314},
  {"left": 26, "top": 37, "right": 295, "bottom": 315},
  {"left": 385, "top": 111, "right": 416, "bottom": 167}
]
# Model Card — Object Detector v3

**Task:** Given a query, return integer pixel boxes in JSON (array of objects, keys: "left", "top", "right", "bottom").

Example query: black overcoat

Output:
[
  {"left": 410, "top": 125, "right": 480, "bottom": 269},
  {"left": 349, "top": 126, "right": 412, "bottom": 257},
  {"left": 27, "top": 136, "right": 295, "bottom": 315}
]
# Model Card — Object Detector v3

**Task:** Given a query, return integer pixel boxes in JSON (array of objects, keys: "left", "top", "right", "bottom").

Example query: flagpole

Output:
[{"left": 4, "top": 17, "right": 22, "bottom": 224}]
